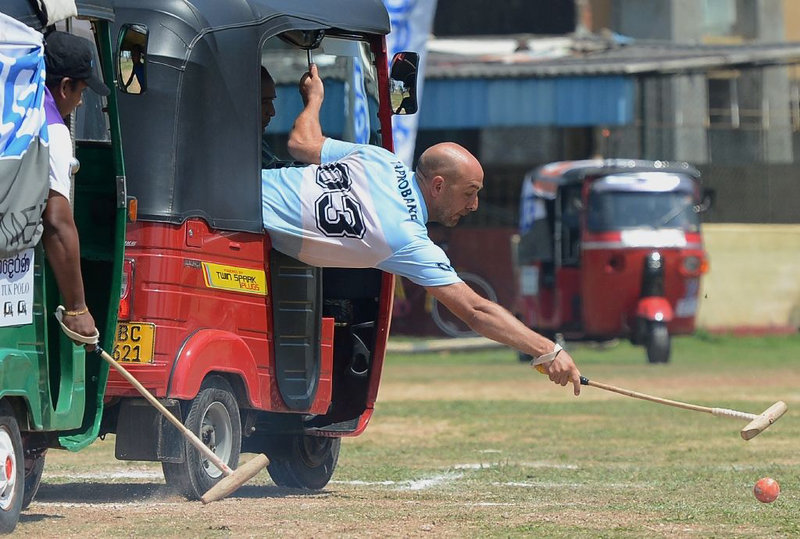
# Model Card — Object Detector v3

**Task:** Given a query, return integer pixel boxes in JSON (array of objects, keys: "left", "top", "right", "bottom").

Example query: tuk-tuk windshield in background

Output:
[
  {"left": 261, "top": 33, "right": 381, "bottom": 162},
  {"left": 586, "top": 173, "right": 701, "bottom": 233}
]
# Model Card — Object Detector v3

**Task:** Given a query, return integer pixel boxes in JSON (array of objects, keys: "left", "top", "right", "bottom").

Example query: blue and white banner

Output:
[
  {"left": 383, "top": 0, "right": 438, "bottom": 166},
  {"left": 347, "top": 54, "right": 371, "bottom": 144},
  {"left": 0, "top": 13, "right": 50, "bottom": 257}
]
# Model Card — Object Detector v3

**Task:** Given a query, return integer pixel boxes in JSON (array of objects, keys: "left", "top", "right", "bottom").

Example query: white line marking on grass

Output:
[
  {"left": 335, "top": 473, "right": 466, "bottom": 491},
  {"left": 453, "top": 463, "right": 498, "bottom": 470},
  {"left": 43, "top": 470, "right": 164, "bottom": 480},
  {"left": 330, "top": 480, "right": 398, "bottom": 486},
  {"left": 35, "top": 502, "right": 178, "bottom": 509},
  {"left": 494, "top": 481, "right": 651, "bottom": 489},
  {"left": 520, "top": 461, "right": 579, "bottom": 470},
  {"left": 397, "top": 473, "right": 464, "bottom": 491}
]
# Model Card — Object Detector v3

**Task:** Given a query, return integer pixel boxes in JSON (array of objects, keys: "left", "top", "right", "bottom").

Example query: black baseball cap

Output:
[{"left": 45, "top": 31, "right": 110, "bottom": 97}]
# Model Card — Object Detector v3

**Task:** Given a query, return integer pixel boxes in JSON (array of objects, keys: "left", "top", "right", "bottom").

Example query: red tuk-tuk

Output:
[
  {"left": 512, "top": 160, "right": 710, "bottom": 363},
  {"left": 96, "top": 0, "right": 415, "bottom": 499}
]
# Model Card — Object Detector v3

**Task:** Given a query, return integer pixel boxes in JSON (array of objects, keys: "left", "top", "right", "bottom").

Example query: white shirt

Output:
[
  {"left": 44, "top": 86, "right": 73, "bottom": 201},
  {"left": 262, "top": 138, "right": 462, "bottom": 287}
]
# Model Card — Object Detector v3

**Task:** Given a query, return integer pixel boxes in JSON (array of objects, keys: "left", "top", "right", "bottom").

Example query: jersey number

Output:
[{"left": 314, "top": 162, "right": 365, "bottom": 238}]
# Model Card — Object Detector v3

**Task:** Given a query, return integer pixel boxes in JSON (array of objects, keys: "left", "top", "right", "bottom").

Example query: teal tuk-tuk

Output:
[{"left": 0, "top": 1, "right": 126, "bottom": 530}]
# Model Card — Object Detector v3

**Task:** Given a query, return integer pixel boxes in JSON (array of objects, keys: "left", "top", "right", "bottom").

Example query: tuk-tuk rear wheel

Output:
[
  {"left": 0, "top": 402, "right": 23, "bottom": 533},
  {"left": 646, "top": 322, "right": 671, "bottom": 364},
  {"left": 266, "top": 435, "right": 340, "bottom": 490},
  {"left": 162, "top": 376, "right": 241, "bottom": 500}
]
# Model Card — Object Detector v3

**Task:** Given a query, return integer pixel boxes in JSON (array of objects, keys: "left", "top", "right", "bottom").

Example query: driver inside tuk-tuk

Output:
[{"left": 260, "top": 66, "right": 300, "bottom": 169}]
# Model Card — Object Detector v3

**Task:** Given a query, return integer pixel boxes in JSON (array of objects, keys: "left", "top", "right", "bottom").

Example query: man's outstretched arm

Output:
[
  {"left": 426, "top": 281, "right": 582, "bottom": 395},
  {"left": 287, "top": 64, "right": 326, "bottom": 164}
]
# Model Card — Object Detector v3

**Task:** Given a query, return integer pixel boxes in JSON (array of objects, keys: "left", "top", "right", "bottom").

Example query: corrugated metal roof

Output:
[
  {"left": 426, "top": 37, "right": 800, "bottom": 79},
  {"left": 418, "top": 76, "right": 635, "bottom": 128},
  {"left": 415, "top": 36, "right": 800, "bottom": 128}
]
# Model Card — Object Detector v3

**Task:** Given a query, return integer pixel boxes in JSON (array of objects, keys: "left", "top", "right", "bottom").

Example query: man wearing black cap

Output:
[{"left": 41, "top": 31, "right": 110, "bottom": 342}]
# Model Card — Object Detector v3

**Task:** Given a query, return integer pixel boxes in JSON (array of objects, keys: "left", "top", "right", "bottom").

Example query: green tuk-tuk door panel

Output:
[
  {"left": 0, "top": 248, "right": 87, "bottom": 432},
  {"left": 0, "top": 351, "right": 40, "bottom": 413},
  {"left": 59, "top": 18, "right": 125, "bottom": 452}
]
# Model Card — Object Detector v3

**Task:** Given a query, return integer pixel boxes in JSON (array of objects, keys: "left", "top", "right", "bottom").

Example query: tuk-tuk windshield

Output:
[
  {"left": 587, "top": 190, "right": 700, "bottom": 232},
  {"left": 262, "top": 35, "right": 381, "bottom": 151}
]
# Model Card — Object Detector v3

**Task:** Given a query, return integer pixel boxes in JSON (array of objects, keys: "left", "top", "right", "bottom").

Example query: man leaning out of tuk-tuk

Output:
[
  {"left": 42, "top": 32, "right": 109, "bottom": 342},
  {"left": 261, "top": 65, "right": 582, "bottom": 395}
]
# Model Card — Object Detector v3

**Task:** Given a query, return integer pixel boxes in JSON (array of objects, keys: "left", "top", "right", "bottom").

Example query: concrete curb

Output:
[{"left": 386, "top": 336, "right": 505, "bottom": 354}]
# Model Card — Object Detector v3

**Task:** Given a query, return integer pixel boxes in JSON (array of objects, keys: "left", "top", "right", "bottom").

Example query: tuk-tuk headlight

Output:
[
  {"left": 681, "top": 255, "right": 703, "bottom": 276},
  {"left": 645, "top": 252, "right": 663, "bottom": 271}
]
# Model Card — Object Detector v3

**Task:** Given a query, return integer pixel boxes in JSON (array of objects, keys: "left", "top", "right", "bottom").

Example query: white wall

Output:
[{"left": 697, "top": 224, "right": 800, "bottom": 331}]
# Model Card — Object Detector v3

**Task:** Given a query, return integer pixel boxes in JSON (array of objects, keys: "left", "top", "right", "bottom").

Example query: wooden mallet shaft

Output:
[
  {"left": 55, "top": 309, "right": 269, "bottom": 503},
  {"left": 94, "top": 347, "right": 268, "bottom": 502},
  {"left": 580, "top": 376, "right": 787, "bottom": 440}
]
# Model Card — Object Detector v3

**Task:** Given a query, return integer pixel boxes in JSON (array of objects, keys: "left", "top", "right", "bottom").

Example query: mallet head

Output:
[
  {"left": 201, "top": 453, "right": 269, "bottom": 504},
  {"left": 740, "top": 401, "right": 787, "bottom": 440}
]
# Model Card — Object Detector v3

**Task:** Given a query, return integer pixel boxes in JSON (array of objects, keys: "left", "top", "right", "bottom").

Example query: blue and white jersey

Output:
[{"left": 262, "top": 138, "right": 461, "bottom": 287}]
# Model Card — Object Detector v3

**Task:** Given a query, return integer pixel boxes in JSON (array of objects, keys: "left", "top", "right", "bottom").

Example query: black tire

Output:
[
  {"left": 266, "top": 435, "right": 340, "bottom": 490},
  {"left": 162, "top": 376, "right": 241, "bottom": 500},
  {"left": 0, "top": 402, "right": 24, "bottom": 534},
  {"left": 21, "top": 450, "right": 45, "bottom": 510},
  {"left": 431, "top": 272, "right": 498, "bottom": 338},
  {"left": 646, "top": 322, "right": 671, "bottom": 364}
]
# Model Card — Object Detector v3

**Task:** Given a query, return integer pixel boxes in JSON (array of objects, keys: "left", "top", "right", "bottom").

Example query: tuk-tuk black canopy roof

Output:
[
  {"left": 111, "top": 0, "right": 390, "bottom": 232},
  {"left": 528, "top": 159, "right": 701, "bottom": 189}
]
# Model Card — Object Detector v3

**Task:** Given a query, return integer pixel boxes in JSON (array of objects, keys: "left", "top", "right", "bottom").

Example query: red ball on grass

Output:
[{"left": 753, "top": 477, "right": 780, "bottom": 504}]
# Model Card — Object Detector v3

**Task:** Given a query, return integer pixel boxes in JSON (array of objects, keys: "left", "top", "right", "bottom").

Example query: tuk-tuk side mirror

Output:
[
  {"left": 117, "top": 24, "right": 148, "bottom": 95},
  {"left": 695, "top": 188, "right": 715, "bottom": 213},
  {"left": 390, "top": 51, "right": 418, "bottom": 115}
]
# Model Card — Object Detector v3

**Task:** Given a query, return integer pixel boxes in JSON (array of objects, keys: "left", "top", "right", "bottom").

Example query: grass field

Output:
[{"left": 21, "top": 334, "right": 800, "bottom": 537}]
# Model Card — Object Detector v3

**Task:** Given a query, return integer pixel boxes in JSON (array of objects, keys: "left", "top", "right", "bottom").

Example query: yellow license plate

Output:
[{"left": 113, "top": 323, "right": 155, "bottom": 363}]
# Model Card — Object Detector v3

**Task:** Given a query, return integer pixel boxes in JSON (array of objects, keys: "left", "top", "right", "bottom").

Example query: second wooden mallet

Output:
[{"left": 580, "top": 376, "right": 787, "bottom": 440}]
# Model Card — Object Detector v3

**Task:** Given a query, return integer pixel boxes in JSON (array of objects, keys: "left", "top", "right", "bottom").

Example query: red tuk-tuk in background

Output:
[
  {"left": 97, "top": 0, "right": 416, "bottom": 499},
  {"left": 512, "top": 160, "right": 711, "bottom": 364}
]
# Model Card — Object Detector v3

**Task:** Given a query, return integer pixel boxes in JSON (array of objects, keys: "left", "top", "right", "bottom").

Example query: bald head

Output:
[
  {"left": 416, "top": 143, "right": 484, "bottom": 227},
  {"left": 417, "top": 143, "right": 481, "bottom": 186}
]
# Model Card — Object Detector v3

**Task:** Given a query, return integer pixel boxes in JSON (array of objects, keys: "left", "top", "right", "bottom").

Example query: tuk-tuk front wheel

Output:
[
  {"left": 646, "top": 322, "right": 671, "bottom": 364},
  {"left": 266, "top": 434, "right": 340, "bottom": 490},
  {"left": 0, "top": 402, "right": 23, "bottom": 533},
  {"left": 162, "top": 376, "right": 241, "bottom": 500}
]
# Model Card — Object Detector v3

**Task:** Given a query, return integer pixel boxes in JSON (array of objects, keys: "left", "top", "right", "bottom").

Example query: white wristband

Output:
[{"left": 531, "top": 343, "right": 563, "bottom": 366}]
